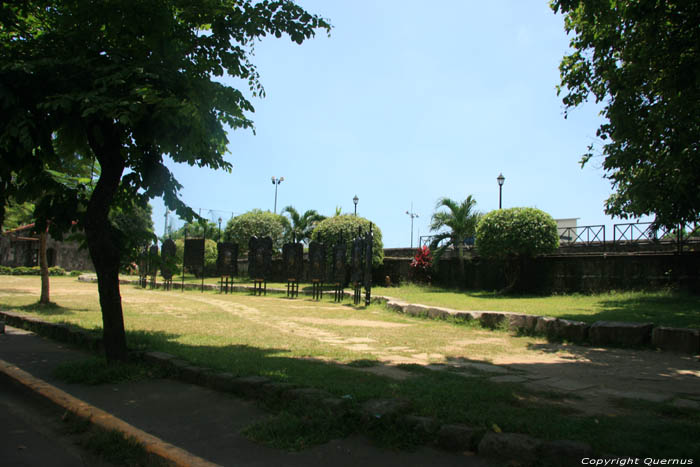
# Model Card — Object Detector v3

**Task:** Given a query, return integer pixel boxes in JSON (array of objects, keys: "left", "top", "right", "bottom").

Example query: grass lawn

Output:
[
  {"left": 372, "top": 284, "right": 700, "bottom": 329},
  {"left": 1, "top": 275, "right": 698, "bottom": 459},
  {"left": 130, "top": 274, "right": 700, "bottom": 328}
]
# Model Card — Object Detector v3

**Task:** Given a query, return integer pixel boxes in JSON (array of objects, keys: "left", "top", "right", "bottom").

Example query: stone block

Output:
[
  {"left": 230, "top": 375, "right": 272, "bottom": 399},
  {"left": 535, "top": 316, "right": 558, "bottom": 337},
  {"left": 452, "top": 311, "right": 477, "bottom": 322},
  {"left": 427, "top": 307, "right": 450, "bottom": 320},
  {"left": 554, "top": 319, "right": 589, "bottom": 343},
  {"left": 401, "top": 415, "right": 440, "bottom": 435},
  {"left": 405, "top": 304, "right": 430, "bottom": 317},
  {"left": 436, "top": 423, "right": 476, "bottom": 451},
  {"left": 478, "top": 432, "right": 542, "bottom": 466},
  {"left": 508, "top": 314, "right": 538, "bottom": 333},
  {"left": 589, "top": 321, "right": 653, "bottom": 347},
  {"left": 539, "top": 440, "right": 593, "bottom": 467},
  {"left": 385, "top": 301, "right": 406, "bottom": 313},
  {"left": 652, "top": 327, "right": 700, "bottom": 354},
  {"left": 360, "top": 398, "right": 411, "bottom": 421},
  {"left": 142, "top": 351, "right": 177, "bottom": 366},
  {"left": 479, "top": 312, "right": 507, "bottom": 329}
]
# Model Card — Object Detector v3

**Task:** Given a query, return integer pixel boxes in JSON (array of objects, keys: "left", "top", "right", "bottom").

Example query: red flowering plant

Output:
[{"left": 409, "top": 246, "right": 433, "bottom": 284}]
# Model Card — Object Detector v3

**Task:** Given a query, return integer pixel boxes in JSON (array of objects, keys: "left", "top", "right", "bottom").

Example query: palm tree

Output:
[
  {"left": 282, "top": 206, "right": 326, "bottom": 245},
  {"left": 429, "top": 195, "right": 482, "bottom": 281}
]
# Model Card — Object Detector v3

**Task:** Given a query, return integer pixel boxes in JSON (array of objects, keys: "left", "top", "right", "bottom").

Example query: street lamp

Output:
[
  {"left": 406, "top": 204, "right": 419, "bottom": 249},
  {"left": 497, "top": 173, "right": 505, "bottom": 209},
  {"left": 271, "top": 176, "right": 284, "bottom": 214},
  {"left": 353, "top": 195, "right": 359, "bottom": 216}
]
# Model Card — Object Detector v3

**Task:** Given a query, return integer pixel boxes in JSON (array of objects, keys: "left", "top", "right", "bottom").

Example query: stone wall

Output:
[
  {"left": 376, "top": 251, "right": 700, "bottom": 293},
  {"left": 0, "top": 235, "right": 93, "bottom": 271}
]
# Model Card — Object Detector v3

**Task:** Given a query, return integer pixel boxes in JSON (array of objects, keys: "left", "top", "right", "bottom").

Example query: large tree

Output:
[
  {"left": 0, "top": 1, "right": 330, "bottom": 361},
  {"left": 552, "top": 0, "right": 700, "bottom": 230}
]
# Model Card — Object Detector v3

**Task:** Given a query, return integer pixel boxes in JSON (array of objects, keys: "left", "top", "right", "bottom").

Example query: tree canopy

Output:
[
  {"left": 281, "top": 206, "right": 325, "bottom": 244},
  {"left": 0, "top": 0, "right": 330, "bottom": 360},
  {"left": 552, "top": 0, "right": 700, "bottom": 229}
]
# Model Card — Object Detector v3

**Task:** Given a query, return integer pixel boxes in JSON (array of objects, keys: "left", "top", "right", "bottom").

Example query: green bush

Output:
[
  {"left": 310, "top": 215, "right": 384, "bottom": 267},
  {"left": 476, "top": 207, "right": 559, "bottom": 259},
  {"left": 0, "top": 265, "right": 66, "bottom": 276},
  {"left": 224, "top": 209, "right": 288, "bottom": 253},
  {"left": 476, "top": 208, "right": 558, "bottom": 292}
]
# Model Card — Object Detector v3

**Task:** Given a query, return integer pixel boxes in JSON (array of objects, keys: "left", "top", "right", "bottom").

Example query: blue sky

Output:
[{"left": 153, "top": 1, "right": 636, "bottom": 248}]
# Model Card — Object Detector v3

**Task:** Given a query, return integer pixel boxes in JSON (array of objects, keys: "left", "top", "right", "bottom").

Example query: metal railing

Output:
[{"left": 558, "top": 225, "right": 605, "bottom": 246}]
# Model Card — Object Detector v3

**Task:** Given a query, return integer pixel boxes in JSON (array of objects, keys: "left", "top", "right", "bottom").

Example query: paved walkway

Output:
[{"left": 0, "top": 325, "right": 491, "bottom": 467}]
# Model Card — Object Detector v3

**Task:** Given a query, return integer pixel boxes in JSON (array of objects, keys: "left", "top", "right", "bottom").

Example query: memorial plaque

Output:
[
  {"left": 161, "top": 239, "right": 177, "bottom": 280},
  {"left": 283, "top": 242, "right": 303, "bottom": 280},
  {"left": 216, "top": 242, "right": 238, "bottom": 277},
  {"left": 332, "top": 240, "right": 347, "bottom": 284},
  {"left": 363, "top": 230, "right": 373, "bottom": 288},
  {"left": 350, "top": 236, "right": 364, "bottom": 284},
  {"left": 148, "top": 244, "right": 159, "bottom": 276},
  {"left": 308, "top": 241, "right": 326, "bottom": 281},
  {"left": 184, "top": 238, "right": 205, "bottom": 273},
  {"left": 248, "top": 236, "right": 272, "bottom": 280}
]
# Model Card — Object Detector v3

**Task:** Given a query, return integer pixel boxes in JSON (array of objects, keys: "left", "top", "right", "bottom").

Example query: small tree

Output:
[
  {"left": 281, "top": 206, "right": 325, "bottom": 244},
  {"left": 310, "top": 215, "right": 384, "bottom": 267},
  {"left": 225, "top": 209, "right": 288, "bottom": 254},
  {"left": 476, "top": 208, "right": 559, "bottom": 292},
  {"left": 429, "top": 196, "right": 482, "bottom": 281}
]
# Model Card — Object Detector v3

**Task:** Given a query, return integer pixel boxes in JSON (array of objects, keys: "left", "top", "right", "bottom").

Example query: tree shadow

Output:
[
  {"left": 556, "top": 293, "right": 700, "bottom": 328},
  {"left": 6, "top": 302, "right": 81, "bottom": 316}
]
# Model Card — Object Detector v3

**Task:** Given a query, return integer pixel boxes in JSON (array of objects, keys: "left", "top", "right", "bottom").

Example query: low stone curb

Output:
[
  {"left": 2, "top": 312, "right": 598, "bottom": 464},
  {"left": 381, "top": 299, "right": 700, "bottom": 354}
]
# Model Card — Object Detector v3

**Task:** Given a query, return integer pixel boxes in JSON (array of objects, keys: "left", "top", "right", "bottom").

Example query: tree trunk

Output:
[
  {"left": 39, "top": 229, "right": 50, "bottom": 304},
  {"left": 457, "top": 244, "right": 465, "bottom": 287},
  {"left": 85, "top": 120, "right": 128, "bottom": 362}
]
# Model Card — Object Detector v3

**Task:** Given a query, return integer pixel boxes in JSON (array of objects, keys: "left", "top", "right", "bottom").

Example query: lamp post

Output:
[
  {"left": 271, "top": 176, "right": 284, "bottom": 214},
  {"left": 406, "top": 203, "right": 419, "bottom": 249},
  {"left": 353, "top": 195, "right": 359, "bottom": 216},
  {"left": 218, "top": 217, "right": 222, "bottom": 243},
  {"left": 497, "top": 173, "right": 505, "bottom": 209}
]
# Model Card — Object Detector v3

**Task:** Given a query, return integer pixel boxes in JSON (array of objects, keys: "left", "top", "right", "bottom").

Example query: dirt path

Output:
[{"left": 181, "top": 294, "right": 700, "bottom": 415}]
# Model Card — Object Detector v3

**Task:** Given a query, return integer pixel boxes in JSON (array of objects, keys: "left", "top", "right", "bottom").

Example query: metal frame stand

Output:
[
  {"left": 353, "top": 282, "right": 362, "bottom": 305},
  {"left": 163, "top": 279, "right": 172, "bottom": 291},
  {"left": 220, "top": 275, "right": 231, "bottom": 294},
  {"left": 253, "top": 279, "right": 266, "bottom": 296},
  {"left": 286, "top": 279, "right": 299, "bottom": 298},
  {"left": 333, "top": 283, "right": 343, "bottom": 302},
  {"left": 311, "top": 279, "right": 323, "bottom": 300}
]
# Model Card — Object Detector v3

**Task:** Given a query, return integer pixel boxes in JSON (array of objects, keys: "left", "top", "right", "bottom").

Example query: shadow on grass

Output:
[
  {"left": 557, "top": 293, "right": 700, "bottom": 328},
  {"left": 5, "top": 301, "right": 80, "bottom": 316}
]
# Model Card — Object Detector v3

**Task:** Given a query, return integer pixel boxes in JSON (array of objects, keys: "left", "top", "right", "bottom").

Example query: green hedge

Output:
[{"left": 0, "top": 266, "right": 67, "bottom": 276}]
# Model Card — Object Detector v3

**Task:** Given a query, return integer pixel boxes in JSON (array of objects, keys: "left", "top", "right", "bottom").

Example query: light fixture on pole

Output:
[
  {"left": 353, "top": 195, "right": 359, "bottom": 216},
  {"left": 497, "top": 173, "right": 505, "bottom": 209},
  {"left": 406, "top": 203, "right": 419, "bottom": 249},
  {"left": 271, "top": 176, "right": 284, "bottom": 214},
  {"left": 218, "top": 217, "right": 222, "bottom": 243}
]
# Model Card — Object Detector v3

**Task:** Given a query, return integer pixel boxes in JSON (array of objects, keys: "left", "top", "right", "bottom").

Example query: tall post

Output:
[
  {"left": 272, "top": 176, "right": 284, "bottom": 214},
  {"left": 405, "top": 203, "right": 419, "bottom": 249},
  {"left": 497, "top": 173, "right": 505, "bottom": 209}
]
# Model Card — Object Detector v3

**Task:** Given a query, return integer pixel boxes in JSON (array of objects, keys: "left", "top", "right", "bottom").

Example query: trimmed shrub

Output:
[
  {"left": 476, "top": 207, "right": 558, "bottom": 292},
  {"left": 476, "top": 207, "right": 559, "bottom": 259},
  {"left": 0, "top": 266, "right": 66, "bottom": 276},
  {"left": 310, "top": 215, "right": 383, "bottom": 267},
  {"left": 224, "top": 209, "right": 288, "bottom": 253},
  {"left": 409, "top": 246, "right": 433, "bottom": 284}
]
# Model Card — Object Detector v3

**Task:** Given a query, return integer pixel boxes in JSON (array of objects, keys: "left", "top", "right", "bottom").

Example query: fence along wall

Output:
[{"left": 376, "top": 251, "right": 700, "bottom": 293}]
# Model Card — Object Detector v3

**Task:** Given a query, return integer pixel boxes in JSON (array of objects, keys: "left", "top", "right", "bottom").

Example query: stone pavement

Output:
[{"left": 0, "top": 325, "right": 492, "bottom": 467}]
